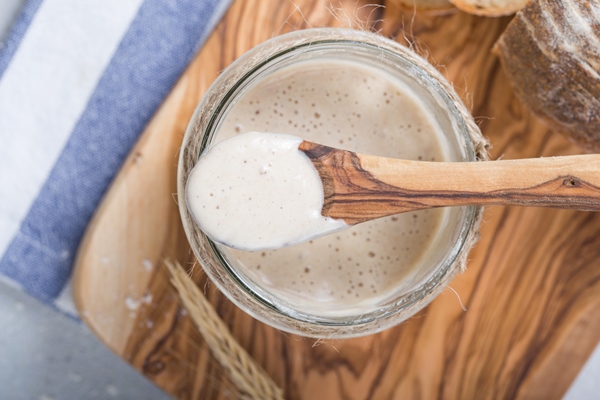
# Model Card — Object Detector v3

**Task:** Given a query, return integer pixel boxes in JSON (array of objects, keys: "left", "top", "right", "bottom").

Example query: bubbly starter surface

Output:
[{"left": 214, "top": 58, "right": 450, "bottom": 315}]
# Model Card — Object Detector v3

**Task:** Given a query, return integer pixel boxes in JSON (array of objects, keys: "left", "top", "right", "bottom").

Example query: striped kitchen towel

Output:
[{"left": 0, "top": 0, "right": 231, "bottom": 313}]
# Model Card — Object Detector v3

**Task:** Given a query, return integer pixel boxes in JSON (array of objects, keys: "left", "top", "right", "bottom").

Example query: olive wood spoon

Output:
[{"left": 298, "top": 141, "right": 600, "bottom": 225}]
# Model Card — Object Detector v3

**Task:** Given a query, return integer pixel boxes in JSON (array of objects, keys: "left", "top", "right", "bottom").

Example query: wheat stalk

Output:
[{"left": 165, "top": 259, "right": 284, "bottom": 400}]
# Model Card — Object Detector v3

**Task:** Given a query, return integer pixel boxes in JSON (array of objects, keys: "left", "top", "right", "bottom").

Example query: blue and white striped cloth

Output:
[{"left": 0, "top": 0, "right": 231, "bottom": 313}]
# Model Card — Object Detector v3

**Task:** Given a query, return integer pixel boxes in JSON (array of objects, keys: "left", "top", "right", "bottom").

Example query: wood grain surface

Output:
[
  {"left": 299, "top": 140, "right": 600, "bottom": 224},
  {"left": 72, "top": 1, "right": 600, "bottom": 399}
]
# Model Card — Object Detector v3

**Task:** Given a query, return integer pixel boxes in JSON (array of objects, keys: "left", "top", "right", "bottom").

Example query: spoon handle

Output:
[{"left": 299, "top": 141, "right": 600, "bottom": 224}]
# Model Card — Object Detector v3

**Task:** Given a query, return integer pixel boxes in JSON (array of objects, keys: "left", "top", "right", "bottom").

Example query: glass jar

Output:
[{"left": 178, "top": 28, "right": 487, "bottom": 338}]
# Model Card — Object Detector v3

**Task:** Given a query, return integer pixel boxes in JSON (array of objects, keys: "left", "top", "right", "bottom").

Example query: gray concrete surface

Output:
[{"left": 0, "top": 282, "right": 169, "bottom": 400}]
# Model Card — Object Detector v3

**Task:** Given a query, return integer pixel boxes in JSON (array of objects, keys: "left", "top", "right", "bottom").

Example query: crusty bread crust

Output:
[
  {"left": 494, "top": 0, "right": 600, "bottom": 152},
  {"left": 450, "top": 0, "right": 530, "bottom": 16},
  {"left": 394, "top": 0, "right": 456, "bottom": 13}
]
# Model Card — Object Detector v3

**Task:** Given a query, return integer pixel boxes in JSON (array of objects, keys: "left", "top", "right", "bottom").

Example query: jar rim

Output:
[{"left": 178, "top": 28, "right": 484, "bottom": 338}]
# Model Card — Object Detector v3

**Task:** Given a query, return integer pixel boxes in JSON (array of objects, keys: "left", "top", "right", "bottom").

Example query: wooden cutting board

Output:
[{"left": 72, "top": 1, "right": 600, "bottom": 399}]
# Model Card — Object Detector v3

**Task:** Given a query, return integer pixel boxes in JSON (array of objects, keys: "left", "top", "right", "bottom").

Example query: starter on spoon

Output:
[{"left": 186, "top": 131, "right": 347, "bottom": 251}]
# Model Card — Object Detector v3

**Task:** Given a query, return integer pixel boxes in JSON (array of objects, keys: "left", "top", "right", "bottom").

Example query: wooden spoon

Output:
[{"left": 299, "top": 141, "right": 600, "bottom": 225}]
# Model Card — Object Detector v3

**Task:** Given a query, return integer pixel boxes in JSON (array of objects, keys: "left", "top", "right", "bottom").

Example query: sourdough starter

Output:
[
  {"left": 212, "top": 58, "right": 450, "bottom": 315},
  {"left": 186, "top": 132, "right": 347, "bottom": 250}
]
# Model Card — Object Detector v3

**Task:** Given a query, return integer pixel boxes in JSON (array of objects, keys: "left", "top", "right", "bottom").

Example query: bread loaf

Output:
[
  {"left": 493, "top": 0, "right": 600, "bottom": 152},
  {"left": 393, "top": 0, "right": 456, "bottom": 13},
  {"left": 450, "top": 0, "right": 529, "bottom": 16}
]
